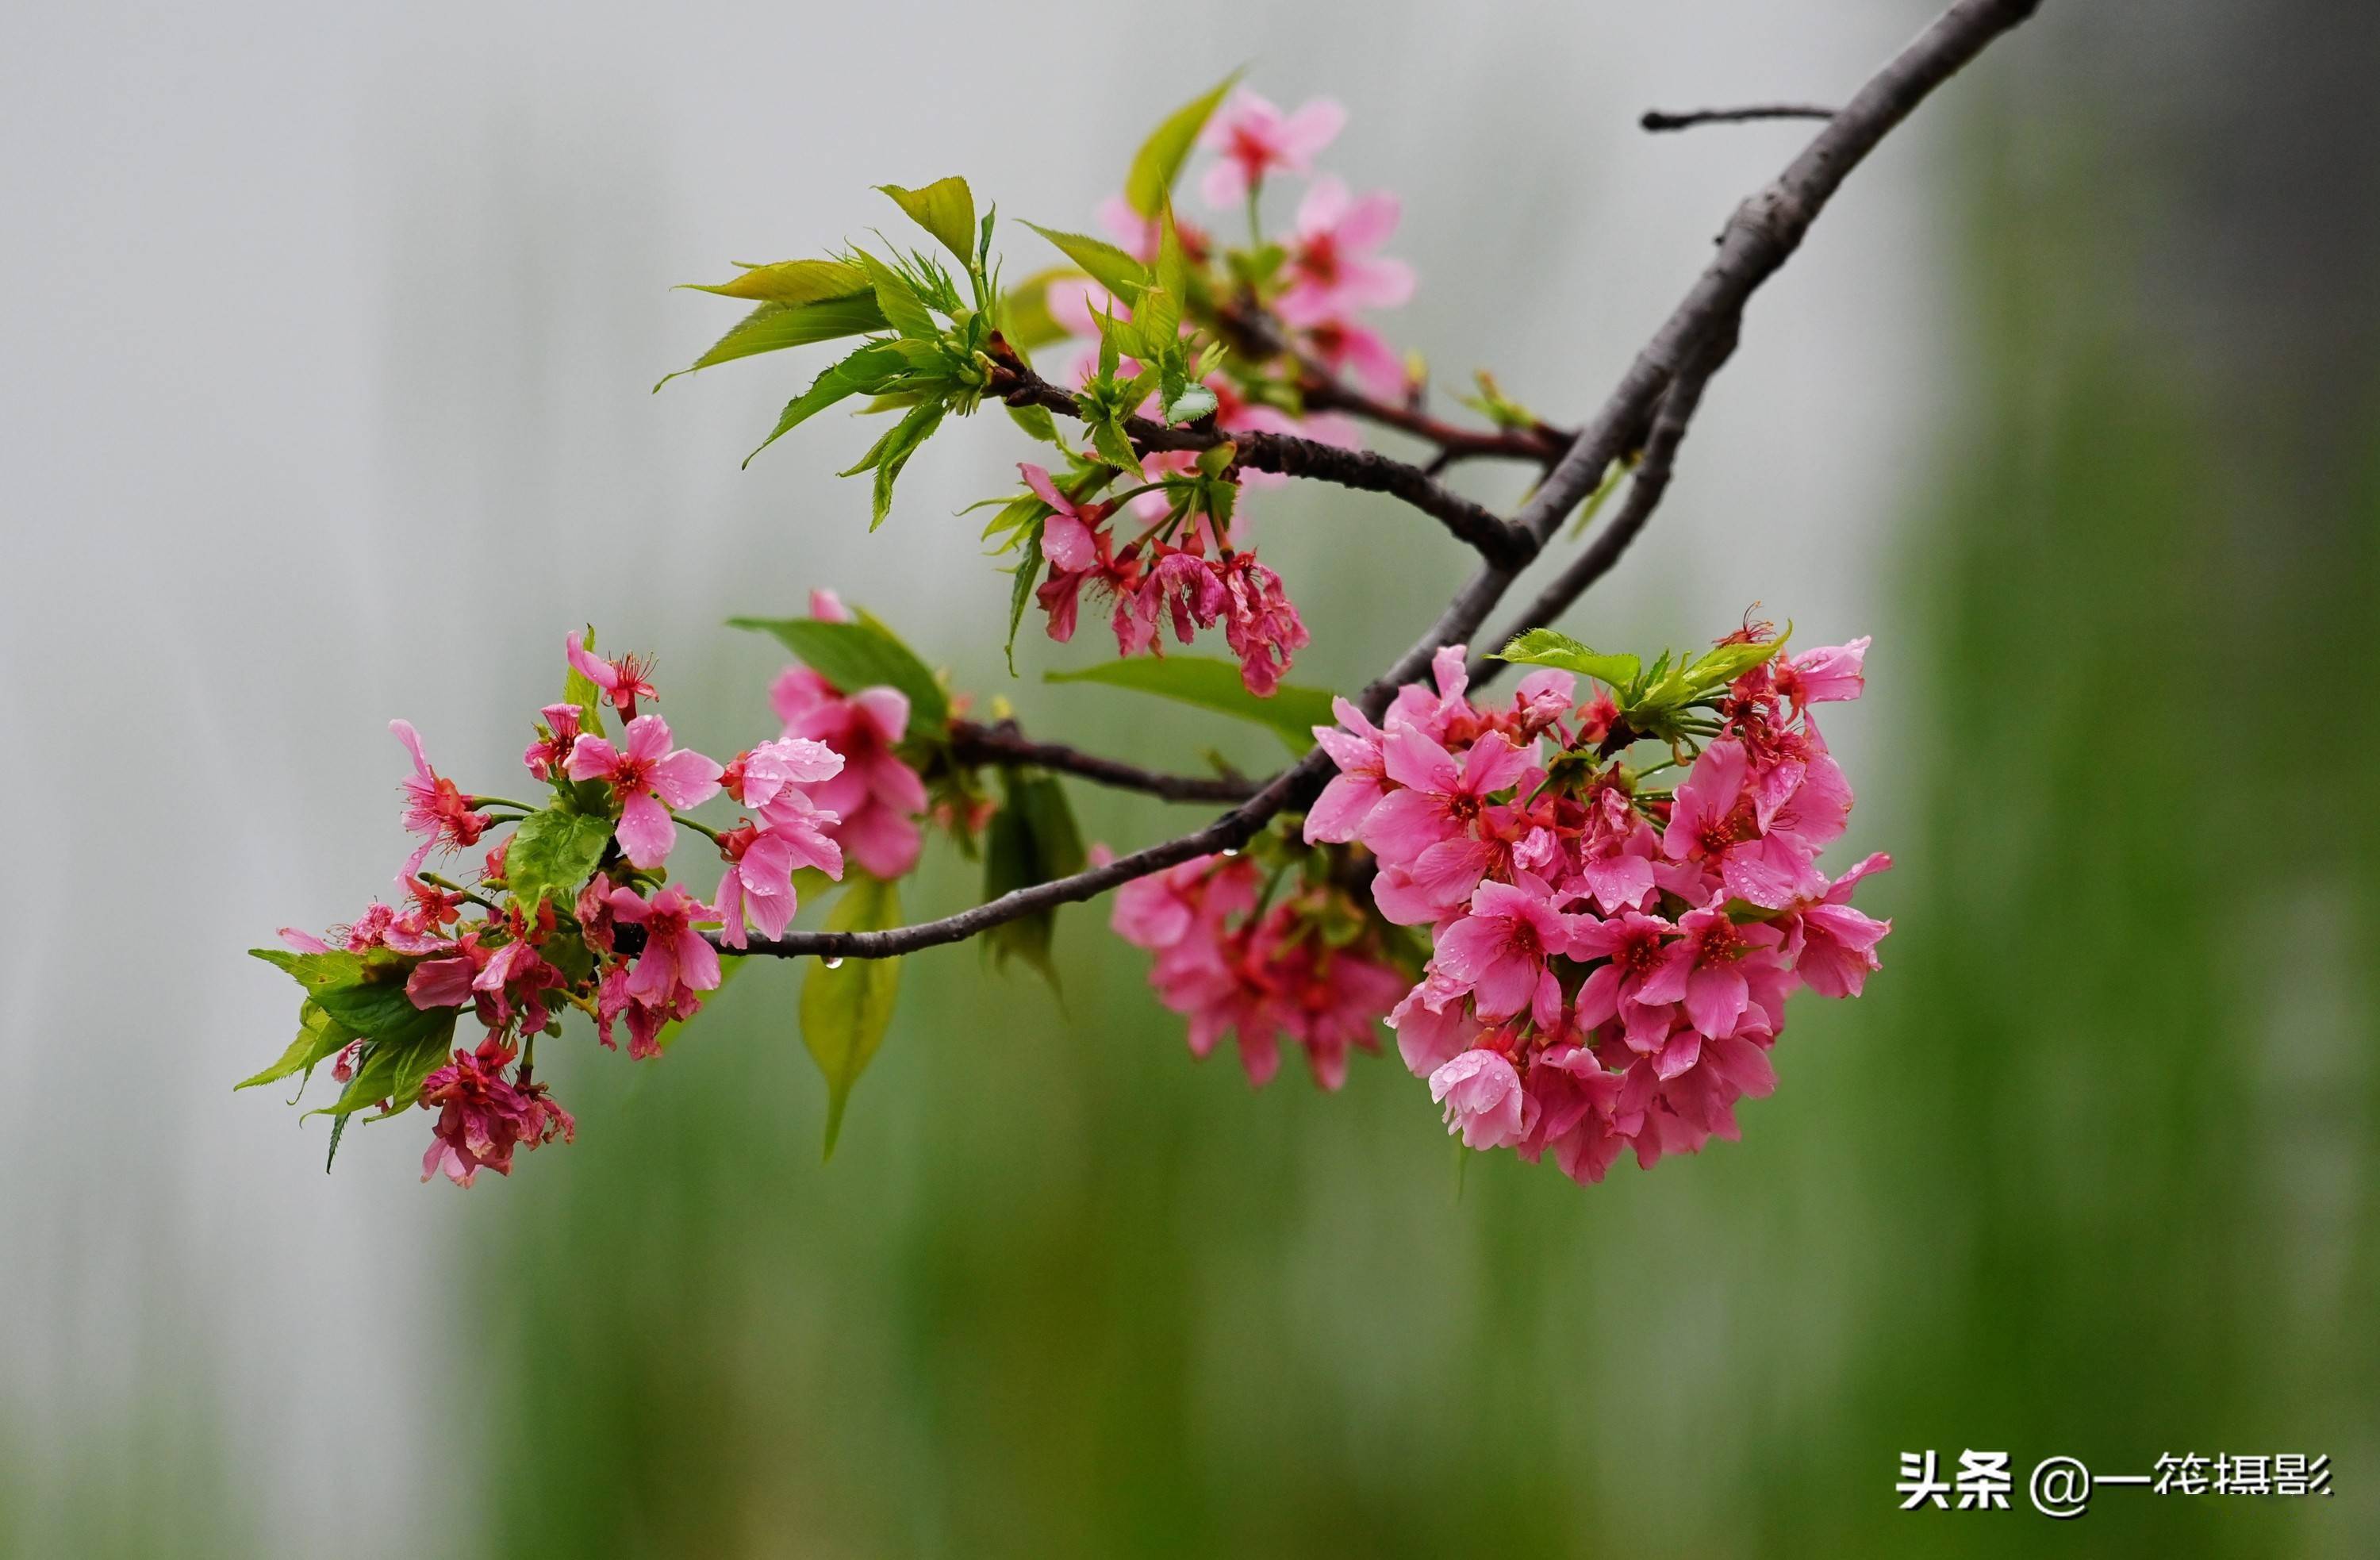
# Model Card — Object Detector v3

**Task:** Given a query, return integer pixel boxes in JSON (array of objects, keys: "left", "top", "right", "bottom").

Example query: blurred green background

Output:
[{"left": 6, "top": 1, "right": 2376, "bottom": 1555}]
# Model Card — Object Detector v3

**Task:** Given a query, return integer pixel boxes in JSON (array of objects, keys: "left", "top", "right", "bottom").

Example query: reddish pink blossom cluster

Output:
[
  {"left": 1307, "top": 633, "right": 1891, "bottom": 1184},
  {"left": 1111, "top": 853, "right": 1409, "bottom": 1090},
  {"left": 271, "top": 609, "right": 933, "bottom": 1185},
  {"left": 1027, "top": 463, "right": 1310, "bottom": 695}
]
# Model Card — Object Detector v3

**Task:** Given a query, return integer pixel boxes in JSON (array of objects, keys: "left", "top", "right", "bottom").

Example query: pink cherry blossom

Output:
[
  {"left": 1276, "top": 177, "right": 1415, "bottom": 325},
  {"left": 715, "top": 801, "right": 845, "bottom": 948},
  {"left": 522, "top": 703, "right": 585, "bottom": 781},
  {"left": 602, "top": 884, "right": 720, "bottom": 1059},
  {"left": 1217, "top": 551, "right": 1310, "bottom": 696},
  {"left": 1197, "top": 90, "right": 1345, "bottom": 208},
  {"left": 1362, "top": 726, "right": 1533, "bottom": 869},
  {"left": 1304, "top": 697, "right": 1392, "bottom": 843},
  {"left": 390, "top": 720, "right": 489, "bottom": 878},
  {"left": 1572, "top": 786, "right": 1659, "bottom": 913},
  {"left": 418, "top": 1036, "right": 572, "bottom": 1187},
  {"left": 1300, "top": 313, "right": 1406, "bottom": 401},
  {"left": 1783, "top": 851, "right": 1893, "bottom": 997},
  {"left": 1429, "top": 1047, "right": 1526, "bottom": 1150},
  {"left": 771, "top": 669, "right": 927, "bottom": 879},
  {"left": 1430, "top": 876, "right": 1582, "bottom": 1024},
  {"left": 564, "top": 630, "right": 657, "bottom": 721},
  {"left": 1772, "top": 636, "right": 1870, "bottom": 709},
  {"left": 1661, "top": 738, "right": 1827, "bottom": 909},
  {"left": 565, "top": 714, "right": 724, "bottom": 871}
]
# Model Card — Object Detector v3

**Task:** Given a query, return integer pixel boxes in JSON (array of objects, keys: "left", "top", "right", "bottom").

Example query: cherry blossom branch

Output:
[
  {"left": 1468, "top": 326, "right": 1739, "bottom": 688},
  {"left": 724, "top": 0, "right": 2041, "bottom": 963},
  {"left": 985, "top": 356, "right": 1530, "bottom": 566},
  {"left": 946, "top": 719, "right": 1258, "bottom": 803},
  {"left": 1641, "top": 104, "right": 1838, "bottom": 133}
]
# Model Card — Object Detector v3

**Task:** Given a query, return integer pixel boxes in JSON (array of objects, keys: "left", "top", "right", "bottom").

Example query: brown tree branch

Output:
[
  {"left": 723, "top": 0, "right": 2042, "bottom": 962},
  {"left": 946, "top": 719, "right": 1257, "bottom": 804},
  {"left": 985, "top": 359, "right": 1530, "bottom": 566},
  {"left": 1468, "top": 326, "right": 1738, "bottom": 688},
  {"left": 1641, "top": 103, "right": 1837, "bottom": 133}
]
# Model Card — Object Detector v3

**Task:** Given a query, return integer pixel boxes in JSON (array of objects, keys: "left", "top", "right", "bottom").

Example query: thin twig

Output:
[
  {"left": 1469, "top": 328, "right": 1737, "bottom": 688},
  {"left": 1641, "top": 103, "right": 1837, "bottom": 133},
  {"left": 946, "top": 719, "right": 1257, "bottom": 804},
  {"left": 724, "top": 0, "right": 2044, "bottom": 962},
  {"left": 986, "top": 359, "right": 1529, "bottom": 565}
]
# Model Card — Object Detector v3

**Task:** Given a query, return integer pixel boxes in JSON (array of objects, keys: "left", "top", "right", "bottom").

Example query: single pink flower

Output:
[
  {"left": 604, "top": 884, "right": 720, "bottom": 1059},
  {"left": 1656, "top": 898, "right": 1789, "bottom": 1045},
  {"left": 715, "top": 801, "right": 846, "bottom": 949},
  {"left": 1783, "top": 851, "right": 1893, "bottom": 997},
  {"left": 1429, "top": 1047, "right": 1527, "bottom": 1150},
  {"left": 1573, "top": 786, "right": 1659, "bottom": 913},
  {"left": 564, "top": 630, "right": 657, "bottom": 721},
  {"left": 390, "top": 720, "right": 489, "bottom": 878},
  {"left": 1430, "top": 876, "right": 1583, "bottom": 1024},
  {"left": 1300, "top": 313, "right": 1406, "bottom": 401},
  {"left": 418, "top": 1036, "right": 571, "bottom": 1187},
  {"left": 522, "top": 703, "right": 585, "bottom": 782},
  {"left": 1217, "top": 551, "right": 1309, "bottom": 696},
  {"left": 808, "top": 588, "right": 854, "bottom": 624},
  {"left": 1304, "top": 697, "right": 1392, "bottom": 843},
  {"left": 1772, "top": 636, "right": 1870, "bottom": 709},
  {"left": 1388, "top": 974, "right": 1482, "bottom": 1077},
  {"left": 1276, "top": 176, "right": 1415, "bottom": 325},
  {"left": 1197, "top": 90, "right": 1345, "bottom": 207},
  {"left": 1572, "top": 909, "right": 1686, "bottom": 1057},
  {"left": 1361, "top": 725, "right": 1532, "bottom": 870},
  {"left": 565, "top": 714, "right": 724, "bottom": 870},
  {"left": 1661, "top": 739, "right": 1827, "bottom": 909},
  {"left": 772, "top": 670, "right": 928, "bottom": 879}
]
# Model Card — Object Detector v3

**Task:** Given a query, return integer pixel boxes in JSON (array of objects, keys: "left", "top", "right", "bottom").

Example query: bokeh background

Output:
[{"left": 4, "top": 0, "right": 2374, "bottom": 1554}]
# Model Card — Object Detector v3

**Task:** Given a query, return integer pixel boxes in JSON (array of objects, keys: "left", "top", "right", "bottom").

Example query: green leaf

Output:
[
  {"left": 1164, "top": 383, "right": 1219, "bottom": 424},
  {"left": 506, "top": 804, "right": 615, "bottom": 913},
  {"left": 1021, "top": 223, "right": 1147, "bottom": 305},
  {"left": 681, "top": 258, "right": 871, "bottom": 305},
  {"left": 1088, "top": 413, "right": 1142, "bottom": 480},
  {"left": 1683, "top": 636, "right": 1787, "bottom": 691},
  {"left": 727, "top": 616, "right": 948, "bottom": 736},
  {"left": 1493, "top": 628, "right": 1642, "bottom": 689},
  {"left": 655, "top": 294, "right": 890, "bottom": 388},
  {"left": 839, "top": 398, "right": 946, "bottom": 530},
  {"left": 1004, "top": 526, "right": 1044, "bottom": 675},
  {"left": 1124, "top": 73, "right": 1240, "bottom": 218},
  {"left": 1153, "top": 202, "right": 1189, "bottom": 306},
  {"left": 562, "top": 624, "right": 605, "bottom": 736},
  {"left": 800, "top": 874, "right": 904, "bottom": 1160},
  {"left": 1045, "top": 657, "right": 1334, "bottom": 753},
  {"left": 858, "top": 252, "right": 939, "bottom": 341},
  {"left": 981, "top": 769, "right": 1085, "bottom": 989},
  {"left": 236, "top": 1000, "right": 359, "bottom": 1092},
  {"left": 877, "top": 177, "right": 977, "bottom": 263},
  {"left": 1005, "top": 402, "right": 1061, "bottom": 444},
  {"left": 314, "top": 1009, "right": 459, "bottom": 1121},
  {"left": 311, "top": 970, "right": 459, "bottom": 1055},
  {"left": 744, "top": 342, "right": 909, "bottom": 466}
]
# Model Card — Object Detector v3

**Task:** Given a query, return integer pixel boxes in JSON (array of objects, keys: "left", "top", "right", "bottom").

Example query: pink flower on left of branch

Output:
[
  {"left": 599, "top": 884, "right": 720, "bottom": 1059},
  {"left": 390, "top": 720, "right": 489, "bottom": 878},
  {"left": 1197, "top": 90, "right": 1346, "bottom": 207},
  {"left": 770, "top": 670, "right": 927, "bottom": 880},
  {"left": 565, "top": 714, "right": 724, "bottom": 870}
]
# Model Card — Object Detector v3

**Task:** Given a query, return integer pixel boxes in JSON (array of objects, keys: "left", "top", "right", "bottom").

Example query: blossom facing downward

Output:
[
  {"left": 1197, "top": 90, "right": 1346, "bottom": 207},
  {"left": 390, "top": 720, "right": 489, "bottom": 878},
  {"left": 419, "top": 1036, "right": 573, "bottom": 1188},
  {"left": 1430, "top": 1047, "right": 1526, "bottom": 1150}
]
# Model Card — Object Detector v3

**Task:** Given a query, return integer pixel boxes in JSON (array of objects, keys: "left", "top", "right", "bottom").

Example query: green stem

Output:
[
  {"left": 674, "top": 813, "right": 725, "bottom": 846},
  {"left": 466, "top": 794, "right": 536, "bottom": 813}
]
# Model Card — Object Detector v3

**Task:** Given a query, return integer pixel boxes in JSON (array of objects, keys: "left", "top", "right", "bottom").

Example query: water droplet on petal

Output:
[
  {"left": 1221, "top": 847, "right": 1241, "bottom": 858},
  {"left": 821, "top": 955, "right": 844, "bottom": 970}
]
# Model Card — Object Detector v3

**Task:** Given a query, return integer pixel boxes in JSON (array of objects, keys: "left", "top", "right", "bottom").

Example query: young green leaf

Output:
[
  {"left": 845, "top": 398, "right": 946, "bottom": 530},
  {"left": 506, "top": 804, "right": 615, "bottom": 913},
  {"left": 1123, "top": 73, "right": 1241, "bottom": 217},
  {"left": 1044, "top": 658, "right": 1334, "bottom": 753},
  {"left": 1165, "top": 383, "right": 1219, "bottom": 424},
  {"left": 857, "top": 252, "right": 940, "bottom": 341},
  {"left": 877, "top": 177, "right": 977, "bottom": 264},
  {"left": 800, "top": 874, "right": 904, "bottom": 1160},
  {"left": 236, "top": 1001, "right": 359, "bottom": 1092},
  {"left": 655, "top": 294, "right": 891, "bottom": 388},
  {"left": 745, "top": 342, "right": 909, "bottom": 466},
  {"left": 1494, "top": 628, "right": 1643, "bottom": 689},
  {"left": 1004, "top": 526, "right": 1045, "bottom": 675},
  {"left": 727, "top": 616, "right": 949, "bottom": 736},
  {"left": 1020, "top": 223, "right": 1148, "bottom": 304},
  {"left": 1005, "top": 402, "right": 1061, "bottom": 444},
  {"left": 1683, "top": 634, "right": 1789, "bottom": 692},
  {"left": 681, "top": 258, "right": 872, "bottom": 305}
]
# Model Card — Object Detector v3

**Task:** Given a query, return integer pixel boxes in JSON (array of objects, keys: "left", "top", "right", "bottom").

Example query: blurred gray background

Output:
[{"left": 5, "top": 2, "right": 2374, "bottom": 1555}]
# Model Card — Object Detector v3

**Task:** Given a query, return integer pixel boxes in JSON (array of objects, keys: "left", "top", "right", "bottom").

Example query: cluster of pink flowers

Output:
[
  {"left": 1027, "top": 463, "right": 1310, "bottom": 695},
  {"left": 1303, "top": 630, "right": 1891, "bottom": 1184},
  {"left": 269, "top": 610, "right": 933, "bottom": 1185},
  {"left": 1111, "top": 852, "right": 1409, "bottom": 1090}
]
